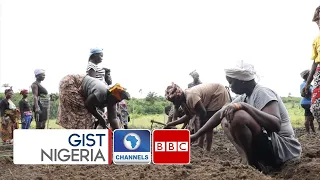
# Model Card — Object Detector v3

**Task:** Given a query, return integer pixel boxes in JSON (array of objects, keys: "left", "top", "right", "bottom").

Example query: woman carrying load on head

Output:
[
  {"left": 57, "top": 74, "right": 130, "bottom": 130},
  {"left": 164, "top": 82, "right": 231, "bottom": 151},
  {"left": 0, "top": 88, "right": 19, "bottom": 144},
  {"left": 303, "top": 6, "right": 320, "bottom": 131},
  {"left": 191, "top": 61, "right": 302, "bottom": 172}
]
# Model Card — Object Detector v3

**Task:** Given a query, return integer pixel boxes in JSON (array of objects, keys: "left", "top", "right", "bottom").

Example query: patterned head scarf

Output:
[
  {"left": 312, "top": 6, "right": 320, "bottom": 22},
  {"left": 20, "top": 89, "right": 28, "bottom": 95},
  {"left": 300, "top": 70, "right": 310, "bottom": 79},
  {"left": 165, "top": 82, "right": 183, "bottom": 103},
  {"left": 225, "top": 60, "right": 257, "bottom": 81},
  {"left": 108, "top": 83, "right": 130, "bottom": 101}
]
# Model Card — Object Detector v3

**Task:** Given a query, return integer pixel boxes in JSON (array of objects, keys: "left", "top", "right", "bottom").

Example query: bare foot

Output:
[
  {"left": 191, "top": 143, "right": 204, "bottom": 148},
  {"left": 206, "top": 147, "right": 211, "bottom": 152}
]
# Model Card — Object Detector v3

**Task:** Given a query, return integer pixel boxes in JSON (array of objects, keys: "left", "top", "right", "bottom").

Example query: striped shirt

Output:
[{"left": 86, "top": 61, "right": 105, "bottom": 82}]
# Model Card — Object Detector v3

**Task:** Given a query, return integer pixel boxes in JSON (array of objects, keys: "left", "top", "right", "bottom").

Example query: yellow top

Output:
[{"left": 312, "top": 35, "right": 320, "bottom": 63}]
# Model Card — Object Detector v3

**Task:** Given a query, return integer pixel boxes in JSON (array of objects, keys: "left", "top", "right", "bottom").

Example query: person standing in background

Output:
[
  {"left": 19, "top": 89, "right": 33, "bottom": 129},
  {"left": 188, "top": 70, "right": 202, "bottom": 88},
  {"left": 86, "top": 48, "right": 109, "bottom": 128},
  {"left": 117, "top": 100, "right": 130, "bottom": 129},
  {"left": 0, "top": 88, "right": 19, "bottom": 144},
  {"left": 300, "top": 70, "right": 318, "bottom": 132},
  {"left": 31, "top": 69, "right": 49, "bottom": 129},
  {"left": 303, "top": 6, "right": 320, "bottom": 132},
  {"left": 87, "top": 48, "right": 105, "bottom": 83}
]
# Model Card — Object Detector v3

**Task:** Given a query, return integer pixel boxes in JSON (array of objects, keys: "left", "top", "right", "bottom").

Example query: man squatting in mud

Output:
[{"left": 190, "top": 61, "right": 302, "bottom": 171}]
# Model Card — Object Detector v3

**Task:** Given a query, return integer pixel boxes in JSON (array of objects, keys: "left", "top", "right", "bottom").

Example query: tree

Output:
[{"left": 145, "top": 92, "right": 157, "bottom": 104}]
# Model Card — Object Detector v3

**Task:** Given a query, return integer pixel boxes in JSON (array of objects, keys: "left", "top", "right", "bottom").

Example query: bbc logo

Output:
[
  {"left": 152, "top": 129, "right": 190, "bottom": 164},
  {"left": 154, "top": 142, "right": 188, "bottom": 152}
]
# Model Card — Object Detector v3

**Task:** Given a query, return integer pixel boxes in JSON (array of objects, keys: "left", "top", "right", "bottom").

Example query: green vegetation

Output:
[{"left": 0, "top": 92, "right": 306, "bottom": 129}]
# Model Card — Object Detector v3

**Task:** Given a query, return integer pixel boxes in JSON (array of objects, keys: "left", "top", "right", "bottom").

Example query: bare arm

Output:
[
  {"left": 19, "top": 100, "right": 24, "bottom": 119},
  {"left": 194, "top": 100, "right": 207, "bottom": 126},
  {"left": 191, "top": 109, "right": 224, "bottom": 141},
  {"left": 165, "top": 115, "right": 191, "bottom": 127},
  {"left": 240, "top": 101, "right": 281, "bottom": 132},
  {"left": 31, "top": 84, "right": 40, "bottom": 112},
  {"left": 307, "top": 61, "right": 318, "bottom": 85},
  {"left": 84, "top": 94, "right": 106, "bottom": 128},
  {"left": 87, "top": 69, "right": 97, "bottom": 78},
  {"left": 107, "top": 104, "right": 120, "bottom": 130},
  {"left": 167, "top": 115, "right": 173, "bottom": 124},
  {"left": 172, "top": 106, "right": 178, "bottom": 121}
]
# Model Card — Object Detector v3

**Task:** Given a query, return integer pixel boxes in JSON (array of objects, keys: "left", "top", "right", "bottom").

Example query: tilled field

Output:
[{"left": 0, "top": 128, "right": 319, "bottom": 180}]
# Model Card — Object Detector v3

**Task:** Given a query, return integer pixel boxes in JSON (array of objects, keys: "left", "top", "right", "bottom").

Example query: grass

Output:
[
  {"left": 16, "top": 114, "right": 182, "bottom": 129},
  {"left": 284, "top": 103, "right": 305, "bottom": 128},
  {"left": 15, "top": 103, "right": 306, "bottom": 130},
  {"left": 129, "top": 114, "right": 168, "bottom": 129},
  {"left": 129, "top": 104, "right": 306, "bottom": 129},
  {"left": 17, "top": 119, "right": 62, "bottom": 129}
]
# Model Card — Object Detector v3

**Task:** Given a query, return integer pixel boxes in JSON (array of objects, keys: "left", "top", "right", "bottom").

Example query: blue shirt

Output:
[{"left": 300, "top": 81, "right": 313, "bottom": 105}]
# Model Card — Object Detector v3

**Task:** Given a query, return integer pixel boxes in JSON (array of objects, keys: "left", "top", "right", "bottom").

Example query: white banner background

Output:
[{"left": 13, "top": 129, "right": 112, "bottom": 164}]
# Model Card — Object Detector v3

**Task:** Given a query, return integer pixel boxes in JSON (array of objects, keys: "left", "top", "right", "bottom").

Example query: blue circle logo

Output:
[{"left": 123, "top": 133, "right": 141, "bottom": 150}]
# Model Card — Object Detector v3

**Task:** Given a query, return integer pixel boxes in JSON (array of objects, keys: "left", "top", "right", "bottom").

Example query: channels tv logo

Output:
[
  {"left": 113, "top": 129, "right": 151, "bottom": 164},
  {"left": 13, "top": 129, "right": 112, "bottom": 164}
]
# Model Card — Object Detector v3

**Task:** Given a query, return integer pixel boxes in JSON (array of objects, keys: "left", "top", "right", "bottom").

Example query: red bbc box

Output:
[{"left": 152, "top": 129, "right": 190, "bottom": 164}]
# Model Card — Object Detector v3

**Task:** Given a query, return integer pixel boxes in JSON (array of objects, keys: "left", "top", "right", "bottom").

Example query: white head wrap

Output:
[
  {"left": 34, "top": 69, "right": 45, "bottom": 76},
  {"left": 224, "top": 60, "right": 257, "bottom": 81}
]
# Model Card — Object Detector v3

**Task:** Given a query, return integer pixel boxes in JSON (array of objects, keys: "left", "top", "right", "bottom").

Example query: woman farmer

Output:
[
  {"left": 300, "top": 70, "right": 317, "bottom": 133},
  {"left": 164, "top": 82, "right": 231, "bottom": 151},
  {"left": 0, "top": 88, "right": 19, "bottom": 144},
  {"left": 118, "top": 100, "right": 130, "bottom": 129},
  {"left": 19, "top": 89, "right": 33, "bottom": 129},
  {"left": 190, "top": 61, "right": 301, "bottom": 172},
  {"left": 31, "top": 69, "right": 49, "bottom": 129},
  {"left": 303, "top": 6, "right": 320, "bottom": 131},
  {"left": 188, "top": 70, "right": 202, "bottom": 88},
  {"left": 57, "top": 74, "right": 130, "bottom": 129},
  {"left": 87, "top": 48, "right": 106, "bottom": 83}
]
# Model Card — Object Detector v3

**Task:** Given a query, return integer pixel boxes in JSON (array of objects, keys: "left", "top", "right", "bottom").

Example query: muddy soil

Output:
[{"left": 0, "top": 128, "right": 319, "bottom": 180}]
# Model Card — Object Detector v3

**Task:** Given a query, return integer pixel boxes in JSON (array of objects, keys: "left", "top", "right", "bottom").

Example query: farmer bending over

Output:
[
  {"left": 57, "top": 74, "right": 130, "bottom": 129},
  {"left": 190, "top": 61, "right": 302, "bottom": 172},
  {"left": 164, "top": 82, "right": 231, "bottom": 151}
]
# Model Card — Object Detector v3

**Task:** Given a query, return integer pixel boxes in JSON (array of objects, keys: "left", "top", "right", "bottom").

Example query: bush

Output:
[
  {"left": 0, "top": 92, "right": 304, "bottom": 124},
  {"left": 0, "top": 92, "right": 172, "bottom": 118}
]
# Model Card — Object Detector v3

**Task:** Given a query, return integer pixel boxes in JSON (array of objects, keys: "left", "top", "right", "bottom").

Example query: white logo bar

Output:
[{"left": 13, "top": 129, "right": 112, "bottom": 164}]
